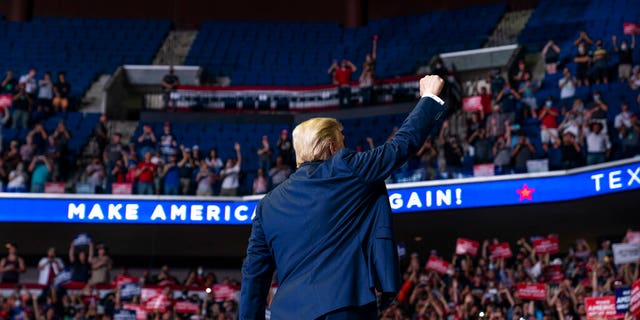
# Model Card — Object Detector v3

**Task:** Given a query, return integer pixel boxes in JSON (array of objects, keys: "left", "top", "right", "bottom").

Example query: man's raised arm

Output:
[{"left": 345, "top": 75, "right": 446, "bottom": 183}]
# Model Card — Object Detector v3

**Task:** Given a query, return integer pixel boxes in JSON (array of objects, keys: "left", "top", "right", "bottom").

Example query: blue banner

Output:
[
  {"left": 0, "top": 158, "right": 637, "bottom": 225},
  {"left": 616, "top": 285, "right": 631, "bottom": 314}
]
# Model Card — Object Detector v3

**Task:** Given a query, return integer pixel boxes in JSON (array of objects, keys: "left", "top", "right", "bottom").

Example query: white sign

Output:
[{"left": 613, "top": 243, "right": 640, "bottom": 265}]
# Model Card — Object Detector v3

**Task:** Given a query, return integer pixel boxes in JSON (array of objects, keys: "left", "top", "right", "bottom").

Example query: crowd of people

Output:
[
  {"left": 0, "top": 239, "right": 242, "bottom": 319},
  {"left": 86, "top": 120, "right": 296, "bottom": 196},
  {"left": 416, "top": 31, "right": 640, "bottom": 180},
  {"left": 0, "top": 68, "right": 75, "bottom": 192},
  {"left": 0, "top": 231, "right": 636, "bottom": 320}
]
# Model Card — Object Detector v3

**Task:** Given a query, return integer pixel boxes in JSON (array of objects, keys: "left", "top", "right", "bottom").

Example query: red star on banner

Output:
[{"left": 516, "top": 184, "right": 535, "bottom": 201}]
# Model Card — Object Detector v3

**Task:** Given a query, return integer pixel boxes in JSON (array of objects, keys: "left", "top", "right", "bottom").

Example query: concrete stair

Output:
[
  {"left": 485, "top": 10, "right": 534, "bottom": 47},
  {"left": 153, "top": 30, "right": 198, "bottom": 66},
  {"left": 80, "top": 74, "right": 111, "bottom": 113}
]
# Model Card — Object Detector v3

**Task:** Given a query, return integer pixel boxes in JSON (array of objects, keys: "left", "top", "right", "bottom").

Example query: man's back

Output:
[
  {"left": 240, "top": 76, "right": 446, "bottom": 320},
  {"left": 260, "top": 152, "right": 392, "bottom": 319}
]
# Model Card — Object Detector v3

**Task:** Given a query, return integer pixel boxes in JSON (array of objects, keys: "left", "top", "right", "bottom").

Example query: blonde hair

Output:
[{"left": 292, "top": 118, "right": 343, "bottom": 167}]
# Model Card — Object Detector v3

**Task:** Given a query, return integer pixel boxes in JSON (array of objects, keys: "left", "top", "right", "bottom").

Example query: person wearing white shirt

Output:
[
  {"left": 38, "top": 247, "right": 64, "bottom": 285},
  {"left": 614, "top": 102, "right": 633, "bottom": 131},
  {"left": 583, "top": 121, "right": 611, "bottom": 165},
  {"left": 219, "top": 143, "right": 242, "bottom": 196},
  {"left": 18, "top": 68, "right": 37, "bottom": 96},
  {"left": 558, "top": 68, "right": 576, "bottom": 110}
]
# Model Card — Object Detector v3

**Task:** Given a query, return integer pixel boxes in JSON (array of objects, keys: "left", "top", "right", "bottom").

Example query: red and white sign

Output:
[
  {"left": 114, "top": 275, "right": 139, "bottom": 288},
  {"left": 212, "top": 284, "right": 237, "bottom": 302},
  {"left": 112, "top": 183, "right": 133, "bottom": 195},
  {"left": 455, "top": 238, "right": 479, "bottom": 256},
  {"left": 123, "top": 304, "right": 148, "bottom": 320},
  {"left": 630, "top": 279, "right": 640, "bottom": 316},
  {"left": 586, "top": 296, "right": 618, "bottom": 319},
  {"left": 425, "top": 256, "right": 450, "bottom": 274},
  {"left": 0, "top": 94, "right": 12, "bottom": 110},
  {"left": 174, "top": 301, "right": 200, "bottom": 314},
  {"left": 144, "top": 295, "right": 171, "bottom": 312},
  {"left": 627, "top": 230, "right": 640, "bottom": 244},
  {"left": 624, "top": 22, "right": 640, "bottom": 35},
  {"left": 533, "top": 236, "right": 560, "bottom": 255},
  {"left": 462, "top": 96, "right": 483, "bottom": 112},
  {"left": 516, "top": 283, "right": 547, "bottom": 301},
  {"left": 543, "top": 265, "right": 565, "bottom": 283},
  {"left": 45, "top": 182, "right": 65, "bottom": 194},
  {"left": 490, "top": 242, "right": 513, "bottom": 259},
  {"left": 140, "top": 287, "right": 163, "bottom": 303},
  {"left": 473, "top": 164, "right": 495, "bottom": 177}
]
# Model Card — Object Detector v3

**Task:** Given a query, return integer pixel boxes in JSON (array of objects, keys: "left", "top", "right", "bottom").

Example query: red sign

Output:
[
  {"left": 455, "top": 238, "right": 479, "bottom": 256},
  {"left": 112, "top": 183, "right": 133, "bottom": 195},
  {"left": 624, "top": 22, "right": 640, "bottom": 35},
  {"left": 631, "top": 279, "right": 640, "bottom": 316},
  {"left": 174, "top": 301, "right": 200, "bottom": 314},
  {"left": 627, "top": 230, "right": 640, "bottom": 244},
  {"left": 543, "top": 265, "right": 565, "bottom": 283},
  {"left": 516, "top": 283, "right": 547, "bottom": 301},
  {"left": 533, "top": 236, "right": 560, "bottom": 254},
  {"left": 425, "top": 256, "right": 450, "bottom": 274},
  {"left": 140, "top": 288, "right": 163, "bottom": 303},
  {"left": 490, "top": 242, "right": 513, "bottom": 259},
  {"left": 586, "top": 296, "right": 618, "bottom": 319},
  {"left": 114, "top": 275, "right": 139, "bottom": 288},
  {"left": 144, "top": 295, "right": 171, "bottom": 312},
  {"left": 123, "top": 304, "right": 148, "bottom": 320},
  {"left": 0, "top": 94, "right": 11, "bottom": 110},
  {"left": 462, "top": 96, "right": 483, "bottom": 112},
  {"left": 44, "top": 182, "right": 65, "bottom": 194},
  {"left": 212, "top": 284, "right": 237, "bottom": 302}
]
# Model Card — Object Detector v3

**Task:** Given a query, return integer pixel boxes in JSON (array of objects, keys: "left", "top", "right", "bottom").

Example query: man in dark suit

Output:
[{"left": 240, "top": 76, "right": 446, "bottom": 320}]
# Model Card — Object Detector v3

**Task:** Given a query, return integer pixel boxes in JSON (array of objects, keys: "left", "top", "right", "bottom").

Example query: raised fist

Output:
[{"left": 419, "top": 75, "right": 444, "bottom": 97}]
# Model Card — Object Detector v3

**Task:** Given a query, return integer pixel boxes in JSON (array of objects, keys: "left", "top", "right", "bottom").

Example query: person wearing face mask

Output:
[
  {"left": 538, "top": 97, "right": 560, "bottom": 149},
  {"left": 612, "top": 34, "right": 635, "bottom": 81},
  {"left": 590, "top": 39, "right": 608, "bottom": 84},
  {"left": 574, "top": 44, "right": 591, "bottom": 86}
]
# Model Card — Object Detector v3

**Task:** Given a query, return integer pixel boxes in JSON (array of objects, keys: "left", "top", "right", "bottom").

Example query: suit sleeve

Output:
[
  {"left": 240, "top": 203, "right": 275, "bottom": 320},
  {"left": 344, "top": 97, "right": 447, "bottom": 183}
]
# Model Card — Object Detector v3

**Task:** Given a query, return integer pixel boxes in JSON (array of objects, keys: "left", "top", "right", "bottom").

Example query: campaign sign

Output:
[
  {"left": 0, "top": 94, "right": 12, "bottom": 109},
  {"left": 626, "top": 230, "right": 640, "bottom": 244},
  {"left": 612, "top": 243, "right": 640, "bottom": 265},
  {"left": 425, "top": 256, "right": 450, "bottom": 274},
  {"left": 490, "top": 242, "right": 512, "bottom": 259},
  {"left": 114, "top": 309, "right": 136, "bottom": 320},
  {"left": 73, "top": 233, "right": 92, "bottom": 246},
  {"left": 144, "top": 295, "right": 170, "bottom": 312},
  {"left": 616, "top": 286, "right": 631, "bottom": 315},
  {"left": 455, "top": 238, "right": 479, "bottom": 256},
  {"left": 112, "top": 183, "right": 133, "bottom": 195},
  {"left": 624, "top": 22, "right": 640, "bottom": 35},
  {"left": 585, "top": 296, "right": 618, "bottom": 320},
  {"left": 543, "top": 265, "right": 565, "bottom": 283},
  {"left": 123, "top": 304, "right": 147, "bottom": 320},
  {"left": 140, "top": 287, "right": 163, "bottom": 303},
  {"left": 45, "top": 182, "right": 65, "bottom": 194},
  {"left": 174, "top": 301, "right": 200, "bottom": 314},
  {"left": 462, "top": 96, "right": 483, "bottom": 112},
  {"left": 120, "top": 283, "right": 141, "bottom": 301},
  {"left": 212, "top": 284, "right": 237, "bottom": 302},
  {"left": 630, "top": 279, "right": 640, "bottom": 316},
  {"left": 114, "top": 275, "right": 139, "bottom": 288},
  {"left": 533, "top": 236, "right": 560, "bottom": 254},
  {"left": 516, "top": 283, "right": 547, "bottom": 301}
]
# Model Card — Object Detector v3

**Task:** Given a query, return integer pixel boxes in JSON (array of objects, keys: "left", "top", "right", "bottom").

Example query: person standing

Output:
[
  {"left": 37, "top": 247, "right": 64, "bottom": 286},
  {"left": 219, "top": 143, "right": 242, "bottom": 196},
  {"left": 240, "top": 75, "right": 445, "bottom": 320},
  {"left": 328, "top": 59, "right": 357, "bottom": 108},
  {"left": 53, "top": 72, "right": 71, "bottom": 112},
  {"left": 0, "top": 243, "right": 26, "bottom": 284},
  {"left": 162, "top": 66, "right": 180, "bottom": 110}
]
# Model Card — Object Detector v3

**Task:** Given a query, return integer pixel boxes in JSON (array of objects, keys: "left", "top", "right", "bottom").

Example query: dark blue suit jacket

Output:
[{"left": 240, "top": 97, "right": 446, "bottom": 320}]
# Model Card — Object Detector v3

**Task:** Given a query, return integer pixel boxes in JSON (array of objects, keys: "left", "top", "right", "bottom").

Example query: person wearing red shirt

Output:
[
  {"left": 539, "top": 97, "right": 560, "bottom": 148},
  {"left": 135, "top": 151, "right": 157, "bottom": 195},
  {"left": 328, "top": 59, "right": 357, "bottom": 108}
]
